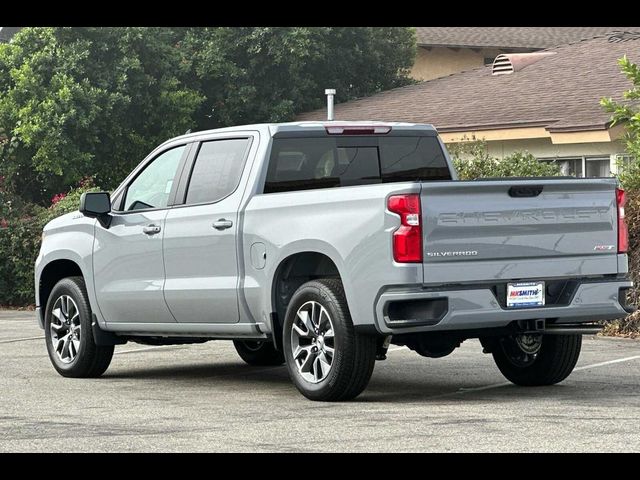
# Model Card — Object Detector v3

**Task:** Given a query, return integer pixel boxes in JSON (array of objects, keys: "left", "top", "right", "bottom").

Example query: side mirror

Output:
[{"left": 80, "top": 192, "right": 112, "bottom": 228}]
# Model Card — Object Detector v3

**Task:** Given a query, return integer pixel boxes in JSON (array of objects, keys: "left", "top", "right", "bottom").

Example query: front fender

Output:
[{"left": 35, "top": 215, "right": 103, "bottom": 325}]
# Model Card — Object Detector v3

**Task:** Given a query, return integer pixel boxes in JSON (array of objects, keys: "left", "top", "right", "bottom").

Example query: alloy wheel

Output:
[
  {"left": 290, "top": 300, "right": 336, "bottom": 383},
  {"left": 50, "top": 295, "right": 81, "bottom": 364}
]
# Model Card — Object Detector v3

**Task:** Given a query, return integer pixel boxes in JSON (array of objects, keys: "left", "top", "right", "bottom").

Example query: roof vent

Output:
[{"left": 492, "top": 52, "right": 556, "bottom": 76}]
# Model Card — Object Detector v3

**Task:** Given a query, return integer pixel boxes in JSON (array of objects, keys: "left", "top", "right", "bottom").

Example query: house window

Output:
[
  {"left": 540, "top": 158, "right": 583, "bottom": 177},
  {"left": 614, "top": 154, "right": 634, "bottom": 171},
  {"left": 540, "top": 156, "right": 614, "bottom": 178},
  {"left": 584, "top": 157, "right": 611, "bottom": 177}
]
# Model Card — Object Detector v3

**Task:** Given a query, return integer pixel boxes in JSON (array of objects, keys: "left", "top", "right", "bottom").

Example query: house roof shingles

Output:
[
  {"left": 297, "top": 32, "right": 640, "bottom": 134},
  {"left": 415, "top": 27, "right": 639, "bottom": 49}
]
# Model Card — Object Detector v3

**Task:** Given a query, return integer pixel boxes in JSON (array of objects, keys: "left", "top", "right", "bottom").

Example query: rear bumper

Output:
[{"left": 372, "top": 278, "right": 634, "bottom": 335}]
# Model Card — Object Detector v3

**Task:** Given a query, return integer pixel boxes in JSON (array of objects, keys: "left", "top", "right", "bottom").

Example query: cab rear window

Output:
[{"left": 263, "top": 136, "right": 451, "bottom": 194}]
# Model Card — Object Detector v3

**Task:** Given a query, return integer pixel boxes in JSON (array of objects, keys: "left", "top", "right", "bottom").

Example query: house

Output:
[
  {"left": 298, "top": 31, "right": 640, "bottom": 177},
  {"left": 411, "top": 27, "right": 637, "bottom": 81},
  {"left": 0, "top": 27, "right": 21, "bottom": 43}
]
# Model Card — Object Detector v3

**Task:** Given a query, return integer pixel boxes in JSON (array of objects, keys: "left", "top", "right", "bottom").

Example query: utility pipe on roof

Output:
[{"left": 325, "top": 89, "right": 336, "bottom": 121}]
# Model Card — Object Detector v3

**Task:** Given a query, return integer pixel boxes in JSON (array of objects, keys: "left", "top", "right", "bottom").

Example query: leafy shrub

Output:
[
  {"left": 0, "top": 205, "right": 43, "bottom": 306},
  {"left": 602, "top": 188, "right": 640, "bottom": 337},
  {"left": 614, "top": 158, "right": 640, "bottom": 191},
  {"left": 600, "top": 56, "right": 640, "bottom": 334},
  {"left": 0, "top": 178, "right": 99, "bottom": 306},
  {"left": 448, "top": 139, "right": 562, "bottom": 180},
  {"left": 601, "top": 55, "right": 640, "bottom": 172},
  {"left": 39, "top": 177, "right": 100, "bottom": 226},
  {"left": 454, "top": 152, "right": 562, "bottom": 180}
]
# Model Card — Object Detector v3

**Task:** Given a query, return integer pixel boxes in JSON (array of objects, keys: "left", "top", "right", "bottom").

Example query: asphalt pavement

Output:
[{"left": 1, "top": 309, "right": 639, "bottom": 452}]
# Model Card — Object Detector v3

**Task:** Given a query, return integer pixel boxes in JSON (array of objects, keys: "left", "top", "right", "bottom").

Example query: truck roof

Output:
[{"left": 161, "top": 121, "right": 438, "bottom": 147}]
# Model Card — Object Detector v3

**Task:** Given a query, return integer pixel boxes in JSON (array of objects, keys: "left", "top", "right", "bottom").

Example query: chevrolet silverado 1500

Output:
[{"left": 35, "top": 122, "right": 634, "bottom": 400}]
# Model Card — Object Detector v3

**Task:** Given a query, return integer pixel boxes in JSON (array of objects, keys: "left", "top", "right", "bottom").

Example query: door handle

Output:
[
  {"left": 142, "top": 224, "right": 162, "bottom": 235},
  {"left": 212, "top": 219, "right": 233, "bottom": 230}
]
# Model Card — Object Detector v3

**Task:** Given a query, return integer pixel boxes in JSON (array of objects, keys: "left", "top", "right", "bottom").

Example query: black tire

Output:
[
  {"left": 492, "top": 334, "right": 582, "bottom": 386},
  {"left": 233, "top": 340, "right": 285, "bottom": 366},
  {"left": 44, "top": 276, "right": 114, "bottom": 378},
  {"left": 283, "top": 278, "right": 377, "bottom": 401}
]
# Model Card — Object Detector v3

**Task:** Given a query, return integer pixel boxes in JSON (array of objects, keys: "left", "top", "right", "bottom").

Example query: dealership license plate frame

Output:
[{"left": 506, "top": 281, "right": 545, "bottom": 308}]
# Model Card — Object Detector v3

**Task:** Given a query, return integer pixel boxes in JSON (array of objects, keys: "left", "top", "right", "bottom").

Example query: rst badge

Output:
[{"left": 507, "top": 282, "right": 545, "bottom": 308}]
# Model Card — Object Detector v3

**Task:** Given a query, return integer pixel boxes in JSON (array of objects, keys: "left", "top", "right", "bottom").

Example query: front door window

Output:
[{"left": 124, "top": 145, "right": 186, "bottom": 211}]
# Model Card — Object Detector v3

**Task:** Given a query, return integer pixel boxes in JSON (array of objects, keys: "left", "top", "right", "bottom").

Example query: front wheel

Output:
[
  {"left": 491, "top": 333, "right": 582, "bottom": 386},
  {"left": 44, "top": 276, "right": 114, "bottom": 378},
  {"left": 283, "top": 278, "right": 377, "bottom": 401}
]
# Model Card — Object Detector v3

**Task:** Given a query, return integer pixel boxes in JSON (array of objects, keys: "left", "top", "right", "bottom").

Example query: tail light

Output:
[
  {"left": 617, "top": 188, "right": 629, "bottom": 253},
  {"left": 388, "top": 194, "right": 422, "bottom": 263}
]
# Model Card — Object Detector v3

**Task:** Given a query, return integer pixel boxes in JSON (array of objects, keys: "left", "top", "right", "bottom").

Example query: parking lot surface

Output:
[{"left": 1, "top": 310, "right": 639, "bottom": 452}]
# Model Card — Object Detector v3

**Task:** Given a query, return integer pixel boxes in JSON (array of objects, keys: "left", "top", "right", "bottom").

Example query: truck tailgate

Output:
[{"left": 420, "top": 178, "right": 620, "bottom": 284}]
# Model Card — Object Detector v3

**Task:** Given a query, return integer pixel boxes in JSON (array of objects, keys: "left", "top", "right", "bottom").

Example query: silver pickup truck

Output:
[{"left": 35, "top": 121, "right": 634, "bottom": 401}]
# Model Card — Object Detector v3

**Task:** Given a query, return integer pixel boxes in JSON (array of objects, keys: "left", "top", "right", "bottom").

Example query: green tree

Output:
[
  {"left": 0, "top": 27, "right": 203, "bottom": 203},
  {"left": 601, "top": 55, "right": 640, "bottom": 190},
  {"left": 179, "top": 27, "right": 417, "bottom": 130},
  {"left": 0, "top": 27, "right": 416, "bottom": 206}
]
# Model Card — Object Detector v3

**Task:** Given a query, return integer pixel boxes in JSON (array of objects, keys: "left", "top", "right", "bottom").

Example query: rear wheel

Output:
[
  {"left": 492, "top": 333, "right": 582, "bottom": 386},
  {"left": 233, "top": 340, "right": 284, "bottom": 366},
  {"left": 44, "top": 276, "right": 114, "bottom": 378},
  {"left": 283, "top": 278, "right": 377, "bottom": 401}
]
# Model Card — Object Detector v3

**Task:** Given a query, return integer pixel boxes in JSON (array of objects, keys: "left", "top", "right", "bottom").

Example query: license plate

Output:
[{"left": 507, "top": 282, "right": 545, "bottom": 308}]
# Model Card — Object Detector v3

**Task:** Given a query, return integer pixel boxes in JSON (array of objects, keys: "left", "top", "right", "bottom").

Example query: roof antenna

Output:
[{"left": 325, "top": 89, "right": 336, "bottom": 121}]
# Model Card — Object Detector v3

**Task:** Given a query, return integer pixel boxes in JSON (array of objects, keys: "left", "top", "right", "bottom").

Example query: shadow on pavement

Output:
[
  {"left": 101, "top": 360, "right": 627, "bottom": 405},
  {"left": 106, "top": 362, "right": 289, "bottom": 382}
]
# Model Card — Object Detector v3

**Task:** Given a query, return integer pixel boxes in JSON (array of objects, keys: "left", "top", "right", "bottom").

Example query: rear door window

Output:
[{"left": 185, "top": 138, "right": 251, "bottom": 205}]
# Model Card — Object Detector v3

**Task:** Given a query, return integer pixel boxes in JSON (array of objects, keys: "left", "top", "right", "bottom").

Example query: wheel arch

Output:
[
  {"left": 38, "top": 259, "right": 84, "bottom": 312},
  {"left": 270, "top": 251, "right": 344, "bottom": 347}
]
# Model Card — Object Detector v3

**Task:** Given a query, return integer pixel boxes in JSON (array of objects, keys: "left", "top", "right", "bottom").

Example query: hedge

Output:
[{"left": 0, "top": 179, "right": 98, "bottom": 306}]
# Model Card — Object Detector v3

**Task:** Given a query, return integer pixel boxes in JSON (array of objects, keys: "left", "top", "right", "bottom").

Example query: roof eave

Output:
[
  {"left": 436, "top": 120, "right": 557, "bottom": 133},
  {"left": 417, "top": 42, "right": 539, "bottom": 51},
  {"left": 545, "top": 122, "right": 610, "bottom": 133}
]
